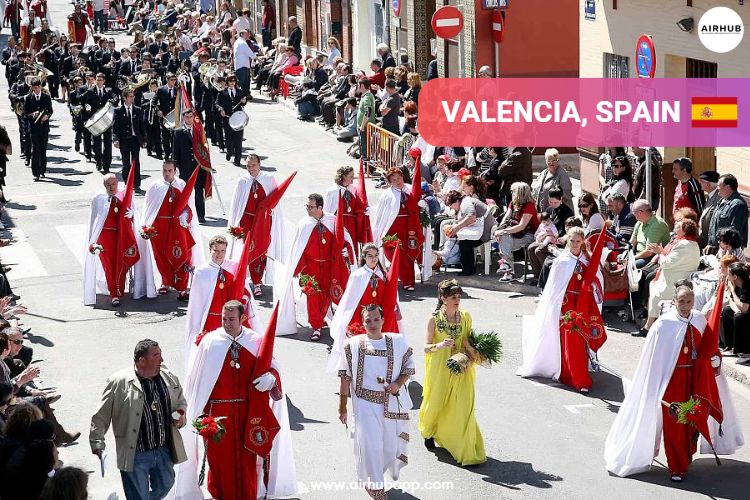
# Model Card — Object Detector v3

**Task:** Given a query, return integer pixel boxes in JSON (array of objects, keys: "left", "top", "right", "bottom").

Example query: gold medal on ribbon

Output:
[
  {"left": 683, "top": 346, "right": 689, "bottom": 355},
  {"left": 322, "top": 238, "right": 327, "bottom": 244},
  {"left": 114, "top": 207, "right": 119, "bottom": 213},
  {"left": 577, "top": 274, "right": 582, "bottom": 281},
  {"left": 254, "top": 193, "right": 258, "bottom": 199},
  {"left": 219, "top": 283, "right": 224, "bottom": 289},
  {"left": 151, "top": 401, "right": 157, "bottom": 411},
  {"left": 372, "top": 291, "right": 377, "bottom": 297},
  {"left": 230, "top": 360, "right": 236, "bottom": 368},
  {"left": 347, "top": 206, "right": 352, "bottom": 213}
]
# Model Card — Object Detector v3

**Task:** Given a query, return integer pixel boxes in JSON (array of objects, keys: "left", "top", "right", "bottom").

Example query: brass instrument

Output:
[
  {"left": 39, "top": 42, "right": 59, "bottom": 54},
  {"left": 133, "top": 72, "right": 152, "bottom": 90},
  {"left": 116, "top": 76, "right": 135, "bottom": 90},
  {"left": 69, "top": 105, "right": 83, "bottom": 116},
  {"left": 31, "top": 63, "right": 54, "bottom": 83},
  {"left": 14, "top": 102, "right": 23, "bottom": 117}
]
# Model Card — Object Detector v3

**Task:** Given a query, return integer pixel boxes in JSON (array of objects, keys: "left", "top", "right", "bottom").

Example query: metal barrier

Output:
[{"left": 364, "top": 123, "right": 413, "bottom": 176}]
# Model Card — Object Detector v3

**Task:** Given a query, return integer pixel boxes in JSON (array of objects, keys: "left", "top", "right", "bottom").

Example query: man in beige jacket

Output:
[{"left": 90, "top": 339, "right": 188, "bottom": 500}]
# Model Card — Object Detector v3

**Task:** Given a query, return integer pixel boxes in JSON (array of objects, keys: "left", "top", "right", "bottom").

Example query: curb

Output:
[{"left": 723, "top": 362, "right": 750, "bottom": 388}]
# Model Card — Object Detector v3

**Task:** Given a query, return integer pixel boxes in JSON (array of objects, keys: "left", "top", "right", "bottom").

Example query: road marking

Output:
[
  {"left": 0, "top": 229, "right": 48, "bottom": 279},
  {"left": 56, "top": 224, "right": 88, "bottom": 267},
  {"left": 564, "top": 404, "right": 595, "bottom": 414}
]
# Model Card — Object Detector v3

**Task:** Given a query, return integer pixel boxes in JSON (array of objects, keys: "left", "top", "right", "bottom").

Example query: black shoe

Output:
[
  {"left": 155, "top": 154, "right": 163, "bottom": 160},
  {"left": 424, "top": 438, "right": 436, "bottom": 450},
  {"left": 631, "top": 328, "right": 648, "bottom": 338},
  {"left": 33, "top": 176, "right": 39, "bottom": 182},
  {"left": 74, "top": 143, "right": 80, "bottom": 152},
  {"left": 637, "top": 310, "right": 648, "bottom": 320},
  {"left": 198, "top": 217, "right": 206, "bottom": 224},
  {"left": 40, "top": 173, "right": 45, "bottom": 178},
  {"left": 225, "top": 153, "right": 231, "bottom": 161},
  {"left": 234, "top": 161, "right": 241, "bottom": 167}
]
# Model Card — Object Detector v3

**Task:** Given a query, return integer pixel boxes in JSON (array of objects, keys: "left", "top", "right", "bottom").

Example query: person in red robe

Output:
[
  {"left": 29, "top": 0, "right": 47, "bottom": 20},
  {"left": 68, "top": 4, "right": 92, "bottom": 45},
  {"left": 324, "top": 166, "right": 367, "bottom": 255},
  {"left": 203, "top": 301, "right": 282, "bottom": 500}
]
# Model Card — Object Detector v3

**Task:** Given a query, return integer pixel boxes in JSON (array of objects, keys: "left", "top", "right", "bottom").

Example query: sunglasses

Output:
[
  {"left": 578, "top": 203, "right": 590, "bottom": 209},
  {"left": 304, "top": 204, "right": 318, "bottom": 210},
  {"left": 10, "top": 339, "right": 22, "bottom": 345}
]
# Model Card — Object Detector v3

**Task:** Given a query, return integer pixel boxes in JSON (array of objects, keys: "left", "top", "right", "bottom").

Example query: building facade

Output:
[{"left": 578, "top": 0, "right": 750, "bottom": 215}]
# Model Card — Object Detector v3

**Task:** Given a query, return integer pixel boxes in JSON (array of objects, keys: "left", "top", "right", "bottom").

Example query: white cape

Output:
[
  {"left": 83, "top": 191, "right": 157, "bottom": 305},
  {"left": 171, "top": 327, "right": 297, "bottom": 500},
  {"left": 184, "top": 259, "right": 262, "bottom": 367},
  {"left": 517, "top": 251, "right": 602, "bottom": 380},
  {"left": 370, "top": 185, "right": 432, "bottom": 282},
  {"left": 226, "top": 172, "right": 286, "bottom": 285},
  {"left": 275, "top": 215, "right": 353, "bottom": 336},
  {"left": 323, "top": 184, "right": 359, "bottom": 215},
  {"left": 141, "top": 178, "right": 206, "bottom": 281},
  {"left": 325, "top": 265, "right": 403, "bottom": 373},
  {"left": 604, "top": 309, "right": 744, "bottom": 477}
]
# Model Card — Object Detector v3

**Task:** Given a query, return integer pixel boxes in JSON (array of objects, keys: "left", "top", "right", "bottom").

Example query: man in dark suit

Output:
[
  {"left": 214, "top": 74, "right": 246, "bottom": 167},
  {"left": 23, "top": 78, "right": 52, "bottom": 181},
  {"left": 287, "top": 16, "right": 302, "bottom": 56},
  {"left": 156, "top": 72, "right": 178, "bottom": 158},
  {"left": 77, "top": 71, "right": 96, "bottom": 161},
  {"left": 9, "top": 72, "right": 31, "bottom": 165},
  {"left": 84, "top": 72, "right": 115, "bottom": 173},
  {"left": 172, "top": 108, "right": 206, "bottom": 222},
  {"left": 113, "top": 89, "right": 146, "bottom": 189},
  {"left": 114, "top": 47, "right": 138, "bottom": 82}
]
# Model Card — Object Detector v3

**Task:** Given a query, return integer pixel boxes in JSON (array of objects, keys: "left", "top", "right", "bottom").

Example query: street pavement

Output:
[{"left": 1, "top": 5, "right": 750, "bottom": 500}]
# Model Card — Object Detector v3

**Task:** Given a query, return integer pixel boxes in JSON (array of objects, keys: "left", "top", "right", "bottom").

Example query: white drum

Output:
[
  {"left": 228, "top": 110, "right": 249, "bottom": 131},
  {"left": 162, "top": 110, "right": 176, "bottom": 130},
  {"left": 84, "top": 102, "right": 114, "bottom": 137}
]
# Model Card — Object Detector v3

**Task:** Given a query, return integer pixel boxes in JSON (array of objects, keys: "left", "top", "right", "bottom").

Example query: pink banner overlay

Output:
[{"left": 417, "top": 78, "right": 750, "bottom": 147}]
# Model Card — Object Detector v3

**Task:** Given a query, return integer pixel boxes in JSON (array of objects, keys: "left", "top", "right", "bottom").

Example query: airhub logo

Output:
[{"left": 698, "top": 7, "right": 745, "bottom": 53}]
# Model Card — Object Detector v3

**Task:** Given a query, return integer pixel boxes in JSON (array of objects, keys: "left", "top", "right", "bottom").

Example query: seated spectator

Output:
[
  {"left": 527, "top": 186, "right": 573, "bottom": 282},
  {"left": 629, "top": 199, "right": 670, "bottom": 269},
  {"left": 41, "top": 466, "right": 89, "bottom": 500},
  {"left": 692, "top": 254, "right": 738, "bottom": 313},
  {"left": 494, "top": 182, "right": 539, "bottom": 282},
  {"left": 367, "top": 58, "right": 385, "bottom": 88},
  {"left": 0, "top": 402, "right": 42, "bottom": 471},
  {"left": 403, "top": 72, "right": 421, "bottom": 105},
  {"left": 267, "top": 45, "right": 299, "bottom": 97},
  {"left": 295, "top": 79, "right": 320, "bottom": 121},
  {"left": 606, "top": 193, "right": 636, "bottom": 244},
  {"left": 707, "top": 173, "right": 749, "bottom": 252},
  {"left": 0, "top": 381, "right": 13, "bottom": 434},
  {"left": 577, "top": 192, "right": 604, "bottom": 235},
  {"left": 461, "top": 175, "right": 488, "bottom": 203},
  {"left": 722, "top": 261, "right": 750, "bottom": 363},
  {"left": 325, "top": 37, "right": 342, "bottom": 67},
  {"left": 634, "top": 219, "right": 701, "bottom": 337},
  {"left": 436, "top": 161, "right": 461, "bottom": 201},
  {"left": 335, "top": 98, "right": 358, "bottom": 143},
  {"left": 531, "top": 148, "right": 573, "bottom": 212},
  {"left": 440, "top": 190, "right": 495, "bottom": 276},
  {"left": 431, "top": 154, "right": 450, "bottom": 189},
  {"left": 4, "top": 437, "right": 58, "bottom": 499},
  {"left": 598, "top": 155, "right": 634, "bottom": 208},
  {"left": 714, "top": 227, "right": 746, "bottom": 262}
]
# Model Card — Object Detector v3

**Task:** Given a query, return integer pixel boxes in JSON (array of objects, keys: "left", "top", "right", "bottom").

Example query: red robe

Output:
[
  {"left": 151, "top": 187, "right": 195, "bottom": 291},
  {"left": 294, "top": 223, "right": 348, "bottom": 330},
  {"left": 384, "top": 202, "right": 417, "bottom": 288},
  {"left": 96, "top": 199, "right": 126, "bottom": 298},
  {"left": 347, "top": 273, "right": 387, "bottom": 329},
  {"left": 340, "top": 189, "right": 366, "bottom": 255},
  {"left": 204, "top": 345, "right": 281, "bottom": 500},
  {"left": 559, "top": 261, "right": 591, "bottom": 391},
  {"left": 662, "top": 325, "right": 701, "bottom": 475},
  {"left": 202, "top": 268, "right": 236, "bottom": 334},
  {"left": 68, "top": 12, "right": 89, "bottom": 44},
  {"left": 238, "top": 181, "right": 269, "bottom": 284}
]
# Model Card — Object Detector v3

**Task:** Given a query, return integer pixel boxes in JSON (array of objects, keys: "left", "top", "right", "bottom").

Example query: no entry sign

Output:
[
  {"left": 492, "top": 9, "right": 505, "bottom": 44},
  {"left": 636, "top": 34, "right": 656, "bottom": 78},
  {"left": 432, "top": 6, "right": 464, "bottom": 39}
]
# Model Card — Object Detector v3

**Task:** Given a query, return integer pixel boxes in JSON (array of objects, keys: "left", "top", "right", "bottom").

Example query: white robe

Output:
[
  {"left": 172, "top": 327, "right": 297, "bottom": 500},
  {"left": 604, "top": 309, "right": 744, "bottom": 477},
  {"left": 184, "top": 259, "right": 262, "bottom": 367},
  {"left": 339, "top": 333, "right": 414, "bottom": 486},
  {"left": 141, "top": 177, "right": 205, "bottom": 282},
  {"left": 517, "top": 250, "right": 603, "bottom": 381},
  {"left": 370, "top": 185, "right": 432, "bottom": 282},
  {"left": 326, "top": 265, "right": 403, "bottom": 373},
  {"left": 82, "top": 191, "right": 157, "bottom": 305},
  {"left": 323, "top": 184, "right": 359, "bottom": 215},
  {"left": 275, "top": 215, "right": 353, "bottom": 336},
  {"left": 226, "top": 172, "right": 286, "bottom": 284}
]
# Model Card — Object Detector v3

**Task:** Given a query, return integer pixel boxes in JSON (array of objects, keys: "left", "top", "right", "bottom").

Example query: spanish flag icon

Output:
[{"left": 692, "top": 97, "right": 738, "bottom": 128}]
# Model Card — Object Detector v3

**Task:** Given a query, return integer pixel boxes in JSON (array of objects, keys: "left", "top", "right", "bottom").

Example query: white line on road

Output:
[
  {"left": 0, "top": 229, "right": 48, "bottom": 279},
  {"left": 564, "top": 404, "right": 595, "bottom": 414},
  {"left": 56, "top": 224, "right": 87, "bottom": 267}
]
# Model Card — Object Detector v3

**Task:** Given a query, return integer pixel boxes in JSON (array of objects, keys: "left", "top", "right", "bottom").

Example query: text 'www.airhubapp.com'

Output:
[{"left": 308, "top": 480, "right": 455, "bottom": 493}]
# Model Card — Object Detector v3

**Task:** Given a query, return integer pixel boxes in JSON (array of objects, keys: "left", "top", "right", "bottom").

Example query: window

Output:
[
  {"left": 373, "top": 0, "right": 385, "bottom": 46},
  {"left": 687, "top": 58, "right": 718, "bottom": 78},
  {"left": 603, "top": 53, "right": 629, "bottom": 78}
]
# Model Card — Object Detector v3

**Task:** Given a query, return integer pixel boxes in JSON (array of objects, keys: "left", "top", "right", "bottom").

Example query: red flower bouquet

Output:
[
  {"left": 140, "top": 225, "right": 158, "bottom": 240},
  {"left": 192, "top": 415, "right": 227, "bottom": 443},
  {"left": 89, "top": 243, "right": 104, "bottom": 255},
  {"left": 382, "top": 234, "right": 400, "bottom": 251},
  {"left": 347, "top": 323, "right": 367, "bottom": 338},
  {"left": 299, "top": 274, "right": 320, "bottom": 296},
  {"left": 560, "top": 311, "right": 591, "bottom": 335},
  {"left": 227, "top": 226, "right": 246, "bottom": 239},
  {"left": 674, "top": 397, "right": 703, "bottom": 426}
]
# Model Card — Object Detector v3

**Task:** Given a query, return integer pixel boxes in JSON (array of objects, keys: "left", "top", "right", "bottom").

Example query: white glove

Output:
[
  {"left": 124, "top": 208, "right": 134, "bottom": 219},
  {"left": 711, "top": 355, "right": 721, "bottom": 368},
  {"left": 179, "top": 212, "right": 189, "bottom": 228},
  {"left": 417, "top": 199, "right": 426, "bottom": 208},
  {"left": 252, "top": 372, "right": 276, "bottom": 392},
  {"left": 364, "top": 207, "right": 371, "bottom": 216},
  {"left": 342, "top": 247, "right": 349, "bottom": 259}
]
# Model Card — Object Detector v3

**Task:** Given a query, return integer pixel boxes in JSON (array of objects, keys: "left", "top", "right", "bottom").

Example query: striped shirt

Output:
[
  {"left": 673, "top": 176, "right": 705, "bottom": 216},
  {"left": 136, "top": 374, "right": 172, "bottom": 452}
]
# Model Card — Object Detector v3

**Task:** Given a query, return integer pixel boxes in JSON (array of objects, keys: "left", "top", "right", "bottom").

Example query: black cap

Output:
[{"left": 699, "top": 171, "right": 720, "bottom": 183}]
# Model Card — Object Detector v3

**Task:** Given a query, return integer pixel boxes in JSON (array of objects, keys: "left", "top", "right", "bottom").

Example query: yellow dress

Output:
[{"left": 418, "top": 309, "right": 486, "bottom": 465}]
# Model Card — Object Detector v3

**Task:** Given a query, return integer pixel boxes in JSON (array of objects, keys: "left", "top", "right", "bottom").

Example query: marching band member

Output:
[
  {"left": 156, "top": 71, "right": 178, "bottom": 157},
  {"left": 112, "top": 89, "right": 146, "bottom": 190},
  {"left": 215, "top": 73, "right": 246, "bottom": 167},
  {"left": 23, "top": 77, "right": 52, "bottom": 181},
  {"left": 143, "top": 78, "right": 163, "bottom": 159},
  {"left": 84, "top": 72, "right": 115, "bottom": 173}
]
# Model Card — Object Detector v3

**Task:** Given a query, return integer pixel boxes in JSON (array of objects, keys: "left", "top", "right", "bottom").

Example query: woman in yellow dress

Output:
[{"left": 419, "top": 279, "right": 486, "bottom": 466}]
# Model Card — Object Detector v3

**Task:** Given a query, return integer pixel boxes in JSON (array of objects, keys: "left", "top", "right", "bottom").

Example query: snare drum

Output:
[
  {"left": 162, "top": 110, "right": 176, "bottom": 130},
  {"left": 228, "top": 110, "right": 249, "bottom": 131},
  {"left": 84, "top": 102, "right": 115, "bottom": 137}
]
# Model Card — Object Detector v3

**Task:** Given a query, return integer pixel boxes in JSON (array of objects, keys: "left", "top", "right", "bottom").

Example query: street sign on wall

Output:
[
  {"left": 492, "top": 10, "right": 505, "bottom": 44},
  {"left": 431, "top": 6, "right": 464, "bottom": 40},
  {"left": 636, "top": 34, "right": 656, "bottom": 78},
  {"left": 482, "top": 0, "right": 509, "bottom": 9},
  {"left": 585, "top": 0, "right": 596, "bottom": 21}
]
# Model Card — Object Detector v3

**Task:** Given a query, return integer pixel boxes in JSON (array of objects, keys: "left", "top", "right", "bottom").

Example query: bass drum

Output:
[
  {"left": 228, "top": 110, "right": 248, "bottom": 131},
  {"left": 162, "top": 110, "right": 176, "bottom": 130},
  {"left": 84, "top": 102, "right": 114, "bottom": 137}
]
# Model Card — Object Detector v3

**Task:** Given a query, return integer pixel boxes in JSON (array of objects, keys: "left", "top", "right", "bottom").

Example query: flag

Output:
[
  {"left": 176, "top": 83, "right": 214, "bottom": 200},
  {"left": 382, "top": 244, "right": 401, "bottom": 332},
  {"left": 357, "top": 157, "right": 373, "bottom": 242},
  {"left": 115, "top": 160, "right": 140, "bottom": 289},
  {"left": 174, "top": 82, "right": 193, "bottom": 130},
  {"left": 245, "top": 171, "right": 297, "bottom": 265},
  {"left": 691, "top": 97, "right": 738, "bottom": 128},
  {"left": 403, "top": 147, "right": 425, "bottom": 263},
  {"left": 243, "top": 303, "right": 281, "bottom": 461},
  {"left": 575, "top": 228, "right": 607, "bottom": 352},
  {"left": 329, "top": 194, "right": 351, "bottom": 304}
]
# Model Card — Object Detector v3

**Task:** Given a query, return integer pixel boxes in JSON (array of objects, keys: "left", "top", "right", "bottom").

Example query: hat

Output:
[
  {"left": 457, "top": 168, "right": 471, "bottom": 178},
  {"left": 699, "top": 171, "right": 720, "bottom": 183},
  {"left": 437, "top": 154, "right": 450, "bottom": 162},
  {"left": 421, "top": 181, "right": 432, "bottom": 192}
]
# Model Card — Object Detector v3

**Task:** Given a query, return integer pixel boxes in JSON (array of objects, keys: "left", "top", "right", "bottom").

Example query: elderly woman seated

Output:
[
  {"left": 531, "top": 148, "right": 574, "bottom": 212},
  {"left": 494, "top": 182, "right": 539, "bottom": 283},
  {"left": 437, "top": 190, "right": 496, "bottom": 276},
  {"left": 632, "top": 219, "right": 701, "bottom": 337},
  {"left": 691, "top": 254, "right": 739, "bottom": 313}
]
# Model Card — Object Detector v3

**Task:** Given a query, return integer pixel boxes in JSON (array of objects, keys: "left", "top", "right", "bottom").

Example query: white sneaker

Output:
[{"left": 533, "top": 294, "right": 542, "bottom": 303}]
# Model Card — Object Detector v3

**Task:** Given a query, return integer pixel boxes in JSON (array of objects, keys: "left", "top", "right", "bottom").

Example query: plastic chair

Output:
[{"left": 279, "top": 65, "right": 304, "bottom": 100}]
